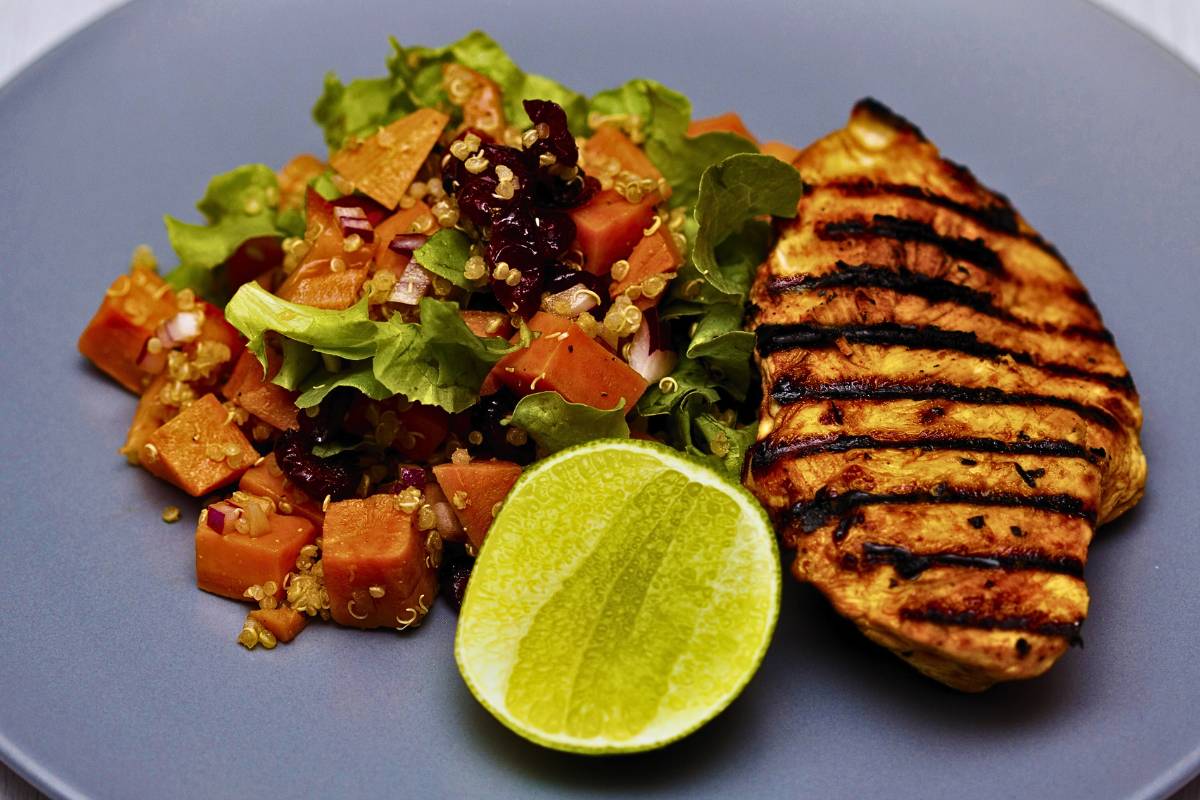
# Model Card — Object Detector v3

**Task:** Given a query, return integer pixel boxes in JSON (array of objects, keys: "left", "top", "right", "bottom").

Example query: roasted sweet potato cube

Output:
[
  {"left": 493, "top": 313, "right": 647, "bottom": 411},
  {"left": 120, "top": 373, "right": 178, "bottom": 464},
  {"left": 221, "top": 349, "right": 299, "bottom": 432},
  {"left": 142, "top": 394, "right": 258, "bottom": 496},
  {"left": 459, "top": 310, "right": 514, "bottom": 339},
  {"left": 373, "top": 201, "right": 434, "bottom": 274},
  {"left": 78, "top": 267, "right": 177, "bottom": 393},
  {"left": 583, "top": 125, "right": 669, "bottom": 201},
  {"left": 238, "top": 452, "right": 324, "bottom": 527},
  {"left": 322, "top": 496, "right": 439, "bottom": 630},
  {"left": 610, "top": 226, "right": 683, "bottom": 307},
  {"left": 432, "top": 460, "right": 523, "bottom": 550},
  {"left": 195, "top": 509, "right": 318, "bottom": 601},
  {"left": 277, "top": 153, "right": 326, "bottom": 212},
  {"left": 330, "top": 108, "right": 449, "bottom": 209},
  {"left": 249, "top": 607, "right": 308, "bottom": 643},
  {"left": 569, "top": 189, "right": 658, "bottom": 275},
  {"left": 275, "top": 188, "right": 373, "bottom": 309}
]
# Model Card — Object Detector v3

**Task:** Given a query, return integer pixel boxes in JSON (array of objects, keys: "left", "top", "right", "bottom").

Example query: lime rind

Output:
[{"left": 455, "top": 438, "right": 781, "bottom": 755}]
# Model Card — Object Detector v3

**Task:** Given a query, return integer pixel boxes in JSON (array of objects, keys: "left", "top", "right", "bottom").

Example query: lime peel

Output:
[{"left": 455, "top": 438, "right": 780, "bottom": 754}]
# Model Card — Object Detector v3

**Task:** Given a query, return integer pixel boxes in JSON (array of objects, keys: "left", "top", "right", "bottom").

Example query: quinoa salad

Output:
[{"left": 76, "top": 31, "right": 803, "bottom": 650}]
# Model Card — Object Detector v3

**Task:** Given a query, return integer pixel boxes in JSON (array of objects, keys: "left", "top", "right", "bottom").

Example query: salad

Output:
[{"left": 76, "top": 31, "right": 802, "bottom": 649}]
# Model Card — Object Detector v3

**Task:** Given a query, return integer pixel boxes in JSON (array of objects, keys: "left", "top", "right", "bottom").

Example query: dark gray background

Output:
[{"left": 0, "top": 1, "right": 1198, "bottom": 798}]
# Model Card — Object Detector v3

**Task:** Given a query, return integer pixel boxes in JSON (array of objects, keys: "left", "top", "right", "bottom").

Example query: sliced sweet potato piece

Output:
[
  {"left": 583, "top": 125, "right": 669, "bottom": 201},
  {"left": 569, "top": 189, "right": 658, "bottom": 275},
  {"left": 686, "top": 111, "right": 758, "bottom": 143},
  {"left": 275, "top": 188, "right": 373, "bottom": 310},
  {"left": 322, "top": 496, "right": 439, "bottom": 630},
  {"left": 238, "top": 452, "right": 324, "bottom": 527},
  {"left": 330, "top": 108, "right": 449, "bottom": 209},
  {"left": 142, "top": 394, "right": 258, "bottom": 496},
  {"left": 120, "top": 373, "right": 178, "bottom": 464},
  {"left": 372, "top": 201, "right": 434, "bottom": 274},
  {"left": 459, "top": 310, "right": 514, "bottom": 339},
  {"left": 444, "top": 63, "right": 506, "bottom": 136},
  {"left": 78, "top": 267, "right": 178, "bottom": 393},
  {"left": 221, "top": 349, "right": 299, "bottom": 432},
  {"left": 195, "top": 508, "right": 317, "bottom": 601},
  {"left": 431, "top": 460, "right": 523, "bottom": 550},
  {"left": 248, "top": 607, "right": 308, "bottom": 643},
  {"left": 492, "top": 313, "right": 647, "bottom": 411},
  {"left": 610, "top": 226, "right": 683, "bottom": 308},
  {"left": 761, "top": 140, "right": 801, "bottom": 165}
]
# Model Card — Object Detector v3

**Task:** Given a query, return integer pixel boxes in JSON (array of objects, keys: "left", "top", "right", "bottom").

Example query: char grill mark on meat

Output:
[{"left": 745, "top": 98, "right": 1146, "bottom": 691}]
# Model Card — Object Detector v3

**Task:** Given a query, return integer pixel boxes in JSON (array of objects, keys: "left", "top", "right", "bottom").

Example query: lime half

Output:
[{"left": 455, "top": 439, "right": 780, "bottom": 754}]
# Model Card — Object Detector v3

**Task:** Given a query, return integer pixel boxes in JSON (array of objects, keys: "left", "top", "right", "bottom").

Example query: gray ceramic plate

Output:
[{"left": 1, "top": 1, "right": 1198, "bottom": 798}]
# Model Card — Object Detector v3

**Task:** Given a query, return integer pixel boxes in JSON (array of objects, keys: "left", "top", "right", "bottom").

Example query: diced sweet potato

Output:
[
  {"left": 275, "top": 188, "right": 373, "bottom": 309},
  {"left": 686, "top": 112, "right": 758, "bottom": 143},
  {"left": 78, "top": 267, "right": 178, "bottom": 393},
  {"left": 431, "top": 460, "right": 523, "bottom": 550},
  {"left": 277, "top": 153, "right": 326, "bottom": 212},
  {"left": 330, "top": 108, "right": 449, "bottom": 209},
  {"left": 444, "top": 63, "right": 506, "bottom": 136},
  {"left": 583, "top": 125, "right": 669, "bottom": 201},
  {"left": 195, "top": 508, "right": 317, "bottom": 601},
  {"left": 248, "top": 607, "right": 308, "bottom": 643},
  {"left": 142, "top": 394, "right": 258, "bottom": 496},
  {"left": 569, "top": 189, "right": 658, "bottom": 275},
  {"left": 459, "top": 310, "right": 514, "bottom": 339},
  {"left": 610, "top": 226, "right": 683, "bottom": 307},
  {"left": 761, "top": 140, "right": 801, "bottom": 165},
  {"left": 238, "top": 452, "right": 324, "bottom": 527},
  {"left": 322, "top": 496, "right": 439, "bottom": 630},
  {"left": 120, "top": 373, "right": 178, "bottom": 464},
  {"left": 372, "top": 201, "right": 434, "bottom": 274},
  {"left": 492, "top": 313, "right": 647, "bottom": 411},
  {"left": 221, "top": 349, "right": 299, "bottom": 432}
]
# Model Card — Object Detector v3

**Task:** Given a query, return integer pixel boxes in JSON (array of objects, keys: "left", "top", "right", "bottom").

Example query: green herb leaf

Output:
[
  {"left": 509, "top": 392, "right": 629, "bottom": 454},
  {"left": 413, "top": 229, "right": 473, "bottom": 289},
  {"left": 372, "top": 298, "right": 518, "bottom": 413},
  {"left": 163, "top": 164, "right": 295, "bottom": 304},
  {"left": 691, "top": 154, "right": 802, "bottom": 295}
]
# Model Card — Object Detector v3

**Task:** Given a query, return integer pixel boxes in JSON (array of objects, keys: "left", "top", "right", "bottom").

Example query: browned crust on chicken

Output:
[{"left": 745, "top": 99, "right": 1147, "bottom": 691}]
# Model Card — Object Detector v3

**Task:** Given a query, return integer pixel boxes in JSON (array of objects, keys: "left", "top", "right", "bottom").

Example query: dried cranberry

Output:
[
  {"left": 439, "top": 541, "right": 475, "bottom": 612},
  {"left": 275, "top": 429, "right": 358, "bottom": 501},
  {"left": 465, "top": 388, "right": 536, "bottom": 464},
  {"left": 296, "top": 388, "right": 353, "bottom": 446},
  {"left": 523, "top": 99, "right": 579, "bottom": 167}
]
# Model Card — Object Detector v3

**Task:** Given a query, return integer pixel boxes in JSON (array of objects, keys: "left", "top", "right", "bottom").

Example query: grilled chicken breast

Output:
[{"left": 745, "top": 99, "right": 1146, "bottom": 691}]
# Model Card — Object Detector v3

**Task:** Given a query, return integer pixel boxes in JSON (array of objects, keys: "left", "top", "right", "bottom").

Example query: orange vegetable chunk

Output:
[
  {"left": 142, "top": 393, "right": 258, "bottom": 496},
  {"left": 444, "top": 63, "right": 506, "bottom": 135},
  {"left": 277, "top": 153, "right": 326, "bottom": 212},
  {"left": 431, "top": 460, "right": 523, "bottom": 550},
  {"left": 221, "top": 349, "right": 299, "bottom": 432},
  {"left": 569, "top": 189, "right": 658, "bottom": 275},
  {"left": 120, "top": 373, "right": 177, "bottom": 464},
  {"left": 195, "top": 508, "right": 317, "bottom": 601},
  {"left": 249, "top": 607, "right": 308, "bottom": 643},
  {"left": 761, "top": 140, "right": 801, "bottom": 165},
  {"left": 322, "top": 496, "right": 439, "bottom": 630},
  {"left": 238, "top": 453, "right": 324, "bottom": 527},
  {"left": 460, "top": 310, "right": 514, "bottom": 339},
  {"left": 77, "top": 266, "right": 177, "bottom": 393},
  {"left": 686, "top": 112, "right": 758, "bottom": 143},
  {"left": 493, "top": 313, "right": 647, "bottom": 411},
  {"left": 582, "top": 125, "right": 669, "bottom": 201},
  {"left": 276, "top": 188, "right": 373, "bottom": 309},
  {"left": 610, "top": 226, "right": 684, "bottom": 306},
  {"left": 330, "top": 108, "right": 449, "bottom": 209},
  {"left": 372, "top": 201, "right": 433, "bottom": 274}
]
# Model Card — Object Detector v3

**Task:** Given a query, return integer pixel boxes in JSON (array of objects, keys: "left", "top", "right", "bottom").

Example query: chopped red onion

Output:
[
  {"left": 540, "top": 283, "right": 599, "bottom": 316},
  {"left": 205, "top": 501, "right": 238, "bottom": 535},
  {"left": 628, "top": 317, "right": 677, "bottom": 383},
  {"left": 157, "top": 310, "right": 203, "bottom": 348},
  {"left": 388, "top": 233, "right": 429, "bottom": 254},
  {"left": 388, "top": 262, "right": 433, "bottom": 305},
  {"left": 334, "top": 205, "right": 375, "bottom": 243},
  {"left": 135, "top": 338, "right": 167, "bottom": 374}
]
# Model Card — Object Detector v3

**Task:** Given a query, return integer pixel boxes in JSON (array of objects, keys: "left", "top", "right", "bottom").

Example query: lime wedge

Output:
[{"left": 455, "top": 439, "right": 780, "bottom": 754}]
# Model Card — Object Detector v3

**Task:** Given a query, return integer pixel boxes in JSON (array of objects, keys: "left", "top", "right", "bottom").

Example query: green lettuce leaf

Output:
[
  {"left": 509, "top": 392, "right": 629, "bottom": 454},
  {"left": 413, "top": 229, "right": 473, "bottom": 289},
  {"left": 223, "top": 283, "right": 520, "bottom": 412},
  {"left": 163, "top": 164, "right": 296, "bottom": 304},
  {"left": 311, "top": 72, "right": 412, "bottom": 151}
]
